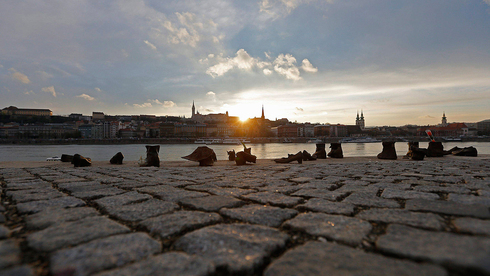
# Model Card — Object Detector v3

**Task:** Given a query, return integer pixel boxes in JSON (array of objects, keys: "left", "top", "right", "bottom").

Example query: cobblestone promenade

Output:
[{"left": 1, "top": 157, "right": 490, "bottom": 275}]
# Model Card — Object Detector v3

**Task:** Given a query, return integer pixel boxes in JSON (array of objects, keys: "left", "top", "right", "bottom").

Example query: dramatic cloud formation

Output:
[
  {"left": 76, "top": 94, "right": 95, "bottom": 101},
  {"left": 9, "top": 68, "right": 30, "bottom": 84},
  {"left": 41, "top": 86, "right": 56, "bottom": 97}
]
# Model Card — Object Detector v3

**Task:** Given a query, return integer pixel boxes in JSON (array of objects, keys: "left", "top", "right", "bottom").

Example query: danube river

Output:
[{"left": 1, "top": 142, "right": 489, "bottom": 162}]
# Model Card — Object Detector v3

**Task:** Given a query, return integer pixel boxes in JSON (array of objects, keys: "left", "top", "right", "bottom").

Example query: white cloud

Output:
[
  {"left": 76, "top": 94, "right": 95, "bottom": 101},
  {"left": 9, "top": 68, "right": 31, "bottom": 84},
  {"left": 140, "top": 99, "right": 176, "bottom": 108},
  {"left": 163, "top": 101, "right": 176, "bottom": 108},
  {"left": 206, "top": 49, "right": 259, "bottom": 77},
  {"left": 35, "top": 70, "right": 54, "bottom": 80},
  {"left": 206, "top": 91, "right": 216, "bottom": 96},
  {"left": 273, "top": 54, "right": 301, "bottom": 80},
  {"left": 144, "top": 40, "right": 157, "bottom": 50},
  {"left": 301, "top": 59, "right": 318, "bottom": 73},
  {"left": 263, "top": 68, "right": 273, "bottom": 75},
  {"left": 41, "top": 86, "right": 56, "bottom": 97},
  {"left": 162, "top": 12, "right": 201, "bottom": 47},
  {"left": 94, "top": 87, "right": 101, "bottom": 92},
  {"left": 24, "top": 90, "right": 34, "bottom": 95},
  {"left": 133, "top": 102, "right": 152, "bottom": 108}
]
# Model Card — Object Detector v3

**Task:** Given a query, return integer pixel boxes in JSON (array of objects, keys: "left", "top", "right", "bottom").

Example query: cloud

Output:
[
  {"left": 35, "top": 70, "right": 54, "bottom": 80},
  {"left": 94, "top": 87, "right": 101, "bottom": 92},
  {"left": 76, "top": 94, "right": 95, "bottom": 101},
  {"left": 133, "top": 102, "right": 152, "bottom": 108},
  {"left": 295, "top": 107, "right": 304, "bottom": 111},
  {"left": 263, "top": 68, "right": 273, "bottom": 75},
  {"left": 144, "top": 40, "right": 157, "bottom": 50},
  {"left": 206, "top": 91, "right": 215, "bottom": 96},
  {"left": 485, "top": 0, "right": 490, "bottom": 6},
  {"left": 24, "top": 90, "right": 34, "bottom": 95},
  {"left": 9, "top": 68, "right": 31, "bottom": 84},
  {"left": 163, "top": 101, "right": 176, "bottom": 108},
  {"left": 142, "top": 99, "right": 176, "bottom": 108},
  {"left": 301, "top": 59, "right": 318, "bottom": 73},
  {"left": 273, "top": 54, "right": 301, "bottom": 80},
  {"left": 41, "top": 86, "right": 56, "bottom": 97},
  {"left": 162, "top": 12, "right": 202, "bottom": 47},
  {"left": 206, "top": 49, "right": 260, "bottom": 77}
]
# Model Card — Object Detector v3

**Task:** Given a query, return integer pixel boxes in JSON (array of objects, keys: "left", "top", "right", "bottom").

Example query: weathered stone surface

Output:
[
  {"left": 377, "top": 224, "right": 490, "bottom": 273},
  {"left": 405, "top": 199, "right": 490, "bottom": 219},
  {"left": 26, "top": 207, "right": 99, "bottom": 230},
  {"left": 179, "top": 195, "right": 245, "bottom": 212},
  {"left": 0, "top": 214, "right": 5, "bottom": 224},
  {"left": 291, "top": 189, "right": 347, "bottom": 201},
  {"left": 57, "top": 181, "right": 103, "bottom": 192},
  {"left": 413, "top": 185, "right": 471, "bottom": 194},
  {"left": 0, "top": 265, "right": 34, "bottom": 276},
  {"left": 356, "top": 208, "right": 445, "bottom": 230},
  {"left": 16, "top": 196, "right": 86, "bottom": 214},
  {"left": 220, "top": 204, "right": 298, "bottom": 227},
  {"left": 7, "top": 188, "right": 64, "bottom": 203},
  {"left": 453, "top": 217, "right": 490, "bottom": 236},
  {"left": 4, "top": 181, "right": 52, "bottom": 191},
  {"left": 72, "top": 187, "right": 126, "bottom": 199},
  {"left": 0, "top": 240, "right": 20, "bottom": 269},
  {"left": 140, "top": 211, "right": 222, "bottom": 239},
  {"left": 297, "top": 198, "right": 355, "bottom": 215},
  {"left": 186, "top": 184, "right": 255, "bottom": 197},
  {"left": 50, "top": 233, "right": 160, "bottom": 276},
  {"left": 447, "top": 193, "right": 490, "bottom": 207},
  {"left": 240, "top": 192, "right": 302, "bottom": 207},
  {"left": 27, "top": 216, "right": 129, "bottom": 252},
  {"left": 284, "top": 213, "right": 372, "bottom": 245},
  {"left": 381, "top": 188, "right": 440, "bottom": 200},
  {"left": 0, "top": 226, "right": 10, "bottom": 239},
  {"left": 105, "top": 199, "right": 179, "bottom": 222},
  {"left": 264, "top": 241, "right": 447, "bottom": 276},
  {"left": 94, "top": 252, "right": 215, "bottom": 276},
  {"left": 175, "top": 223, "right": 289, "bottom": 274},
  {"left": 343, "top": 192, "right": 400, "bottom": 208},
  {"left": 137, "top": 185, "right": 208, "bottom": 202},
  {"left": 94, "top": 191, "right": 151, "bottom": 210}
]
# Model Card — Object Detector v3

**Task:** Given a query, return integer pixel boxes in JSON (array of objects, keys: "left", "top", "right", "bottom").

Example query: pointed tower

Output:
[
  {"left": 192, "top": 101, "right": 195, "bottom": 118},
  {"left": 442, "top": 112, "right": 447, "bottom": 127},
  {"left": 261, "top": 105, "right": 265, "bottom": 120},
  {"left": 360, "top": 110, "right": 365, "bottom": 129}
]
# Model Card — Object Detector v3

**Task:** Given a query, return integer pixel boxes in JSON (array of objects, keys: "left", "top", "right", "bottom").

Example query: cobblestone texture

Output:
[{"left": 1, "top": 157, "right": 490, "bottom": 275}]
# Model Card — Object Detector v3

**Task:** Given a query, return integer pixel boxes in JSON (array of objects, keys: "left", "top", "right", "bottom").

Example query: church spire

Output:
[
  {"left": 192, "top": 101, "right": 195, "bottom": 118},
  {"left": 261, "top": 104, "right": 265, "bottom": 120}
]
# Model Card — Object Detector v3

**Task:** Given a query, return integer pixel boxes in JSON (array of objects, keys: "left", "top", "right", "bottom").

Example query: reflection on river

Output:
[{"left": 1, "top": 142, "right": 489, "bottom": 162}]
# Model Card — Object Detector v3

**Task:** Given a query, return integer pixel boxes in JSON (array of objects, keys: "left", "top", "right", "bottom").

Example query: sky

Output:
[{"left": 1, "top": 0, "right": 490, "bottom": 127}]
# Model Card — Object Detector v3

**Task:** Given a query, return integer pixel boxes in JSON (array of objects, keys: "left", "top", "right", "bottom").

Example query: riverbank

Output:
[{"left": 1, "top": 156, "right": 489, "bottom": 275}]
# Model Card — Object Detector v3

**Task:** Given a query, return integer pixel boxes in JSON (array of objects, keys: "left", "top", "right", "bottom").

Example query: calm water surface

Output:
[{"left": 1, "top": 142, "right": 489, "bottom": 162}]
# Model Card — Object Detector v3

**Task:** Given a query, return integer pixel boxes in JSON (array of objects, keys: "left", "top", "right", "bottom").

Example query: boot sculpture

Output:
[
  {"left": 327, "top": 143, "right": 343, "bottom": 158},
  {"left": 72, "top": 154, "right": 91, "bottom": 167},
  {"left": 427, "top": 141, "right": 444, "bottom": 157},
  {"left": 377, "top": 141, "right": 397, "bottom": 160},
  {"left": 235, "top": 151, "right": 257, "bottom": 166},
  {"left": 406, "top": 142, "right": 419, "bottom": 158},
  {"left": 110, "top": 152, "right": 124, "bottom": 165},
  {"left": 227, "top": 150, "right": 236, "bottom": 161},
  {"left": 410, "top": 145, "right": 427, "bottom": 161},
  {"left": 274, "top": 151, "right": 303, "bottom": 164},
  {"left": 453, "top": 146, "right": 478, "bottom": 157},
  {"left": 140, "top": 145, "right": 160, "bottom": 167},
  {"left": 182, "top": 146, "right": 217, "bottom": 166},
  {"left": 61, "top": 154, "right": 74, "bottom": 163},
  {"left": 302, "top": 150, "right": 317, "bottom": 161},
  {"left": 312, "top": 143, "right": 327, "bottom": 159}
]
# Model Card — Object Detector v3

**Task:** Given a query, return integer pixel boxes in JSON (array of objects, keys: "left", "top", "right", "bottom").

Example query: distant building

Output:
[
  {"left": 355, "top": 110, "right": 365, "bottom": 130},
  {"left": 2, "top": 106, "right": 52, "bottom": 117},
  {"left": 92, "top": 112, "right": 105, "bottom": 121},
  {"left": 477, "top": 119, "right": 490, "bottom": 134},
  {"left": 441, "top": 112, "right": 448, "bottom": 127},
  {"left": 417, "top": 123, "right": 469, "bottom": 137}
]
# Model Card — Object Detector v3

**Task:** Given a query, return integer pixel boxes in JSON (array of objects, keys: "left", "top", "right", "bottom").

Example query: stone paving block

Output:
[
  {"left": 220, "top": 204, "right": 298, "bottom": 227},
  {"left": 356, "top": 208, "right": 445, "bottom": 230},
  {"left": 105, "top": 199, "right": 179, "bottom": 222},
  {"left": 27, "top": 216, "right": 130, "bottom": 252},
  {"left": 179, "top": 195, "right": 245, "bottom": 212},
  {"left": 296, "top": 198, "right": 355, "bottom": 215},
  {"left": 290, "top": 177, "right": 314, "bottom": 183},
  {"left": 111, "top": 181, "right": 160, "bottom": 189},
  {"left": 52, "top": 177, "right": 88, "bottom": 184},
  {"left": 0, "top": 214, "right": 5, "bottom": 223},
  {"left": 0, "top": 265, "right": 34, "bottom": 276},
  {"left": 381, "top": 188, "right": 439, "bottom": 200},
  {"left": 25, "top": 207, "right": 99, "bottom": 230},
  {"left": 57, "top": 181, "right": 105, "bottom": 192},
  {"left": 453, "top": 217, "right": 490, "bottom": 236},
  {"left": 283, "top": 213, "right": 372, "bottom": 246},
  {"left": 291, "top": 189, "right": 347, "bottom": 201},
  {"left": 477, "top": 189, "right": 490, "bottom": 197},
  {"left": 94, "top": 252, "right": 215, "bottom": 276},
  {"left": 72, "top": 187, "right": 126, "bottom": 199},
  {"left": 334, "top": 184, "right": 379, "bottom": 194},
  {"left": 186, "top": 184, "right": 255, "bottom": 197},
  {"left": 447, "top": 193, "right": 490, "bottom": 207},
  {"left": 413, "top": 185, "right": 471, "bottom": 194},
  {"left": 4, "top": 181, "right": 52, "bottom": 191},
  {"left": 343, "top": 192, "right": 400, "bottom": 208},
  {"left": 377, "top": 224, "right": 490, "bottom": 274},
  {"left": 50, "top": 233, "right": 160, "bottom": 276},
  {"left": 240, "top": 192, "right": 303, "bottom": 207},
  {"left": 405, "top": 199, "right": 490, "bottom": 219},
  {"left": 0, "top": 240, "right": 20, "bottom": 269},
  {"left": 295, "top": 182, "right": 338, "bottom": 190},
  {"left": 7, "top": 188, "right": 64, "bottom": 203},
  {"left": 174, "top": 223, "right": 289, "bottom": 274},
  {"left": 139, "top": 211, "right": 222, "bottom": 240},
  {"left": 16, "top": 196, "right": 86, "bottom": 214},
  {"left": 264, "top": 241, "right": 447, "bottom": 276},
  {"left": 137, "top": 185, "right": 208, "bottom": 202},
  {"left": 94, "top": 191, "right": 151, "bottom": 210},
  {"left": 0, "top": 225, "right": 10, "bottom": 239}
]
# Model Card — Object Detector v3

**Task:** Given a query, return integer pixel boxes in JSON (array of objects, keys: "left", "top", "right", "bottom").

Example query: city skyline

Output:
[{"left": 1, "top": 0, "right": 490, "bottom": 126}]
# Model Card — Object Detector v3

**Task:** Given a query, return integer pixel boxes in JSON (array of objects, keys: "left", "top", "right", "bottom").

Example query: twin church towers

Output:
[{"left": 356, "top": 110, "right": 365, "bottom": 129}]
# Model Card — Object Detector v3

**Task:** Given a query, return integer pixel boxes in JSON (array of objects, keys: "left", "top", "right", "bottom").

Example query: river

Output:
[{"left": 1, "top": 142, "right": 488, "bottom": 162}]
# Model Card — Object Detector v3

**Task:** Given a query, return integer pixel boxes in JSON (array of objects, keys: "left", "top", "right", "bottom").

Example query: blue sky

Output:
[{"left": 1, "top": 0, "right": 490, "bottom": 126}]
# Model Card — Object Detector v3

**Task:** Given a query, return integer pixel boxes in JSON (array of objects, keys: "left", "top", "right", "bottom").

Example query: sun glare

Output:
[{"left": 239, "top": 116, "right": 248, "bottom": 122}]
